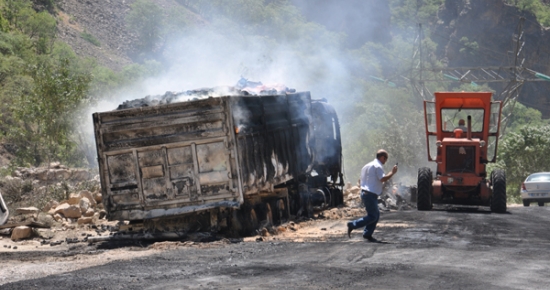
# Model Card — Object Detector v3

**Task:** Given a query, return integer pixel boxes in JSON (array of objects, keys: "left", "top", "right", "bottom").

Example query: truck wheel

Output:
[
  {"left": 417, "top": 167, "right": 432, "bottom": 211},
  {"left": 231, "top": 209, "right": 243, "bottom": 233},
  {"left": 244, "top": 207, "right": 259, "bottom": 235},
  {"left": 264, "top": 203, "right": 273, "bottom": 226},
  {"left": 538, "top": 202, "right": 545, "bottom": 207},
  {"left": 523, "top": 200, "right": 530, "bottom": 207},
  {"left": 490, "top": 169, "right": 507, "bottom": 213},
  {"left": 272, "top": 198, "right": 288, "bottom": 224}
]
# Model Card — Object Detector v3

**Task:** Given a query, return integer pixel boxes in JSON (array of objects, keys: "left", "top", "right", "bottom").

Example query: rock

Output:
[
  {"left": 54, "top": 203, "right": 70, "bottom": 214},
  {"left": 11, "top": 226, "right": 32, "bottom": 241},
  {"left": 16, "top": 207, "right": 40, "bottom": 215},
  {"left": 84, "top": 208, "right": 95, "bottom": 217},
  {"left": 61, "top": 204, "right": 82, "bottom": 219},
  {"left": 67, "top": 192, "right": 82, "bottom": 205},
  {"left": 34, "top": 228, "right": 55, "bottom": 239},
  {"left": 93, "top": 192, "right": 102, "bottom": 203},
  {"left": 79, "top": 190, "right": 97, "bottom": 207},
  {"left": 53, "top": 213, "right": 63, "bottom": 222},
  {"left": 77, "top": 217, "right": 93, "bottom": 225},
  {"left": 36, "top": 212, "right": 56, "bottom": 226},
  {"left": 79, "top": 197, "right": 90, "bottom": 213}
]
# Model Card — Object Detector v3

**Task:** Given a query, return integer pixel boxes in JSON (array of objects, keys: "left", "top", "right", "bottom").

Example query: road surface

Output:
[{"left": 1, "top": 205, "right": 549, "bottom": 289}]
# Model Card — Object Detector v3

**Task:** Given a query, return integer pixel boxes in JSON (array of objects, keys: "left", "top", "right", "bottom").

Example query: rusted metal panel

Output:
[
  {"left": 231, "top": 92, "right": 313, "bottom": 195},
  {"left": 93, "top": 97, "right": 242, "bottom": 220}
]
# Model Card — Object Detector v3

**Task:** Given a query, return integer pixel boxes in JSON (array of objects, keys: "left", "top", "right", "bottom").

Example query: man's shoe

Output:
[
  {"left": 364, "top": 235, "right": 379, "bottom": 243},
  {"left": 347, "top": 222, "right": 353, "bottom": 238}
]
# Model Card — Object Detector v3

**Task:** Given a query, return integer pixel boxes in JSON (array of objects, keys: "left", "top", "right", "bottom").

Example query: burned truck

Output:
[{"left": 92, "top": 91, "right": 343, "bottom": 234}]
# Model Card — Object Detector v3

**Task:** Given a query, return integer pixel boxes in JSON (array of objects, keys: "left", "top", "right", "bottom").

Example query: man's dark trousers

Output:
[{"left": 349, "top": 190, "right": 380, "bottom": 238}]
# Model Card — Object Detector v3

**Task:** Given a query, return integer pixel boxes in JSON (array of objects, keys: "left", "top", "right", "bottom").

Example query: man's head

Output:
[
  {"left": 376, "top": 149, "right": 389, "bottom": 164},
  {"left": 458, "top": 119, "right": 465, "bottom": 126}
]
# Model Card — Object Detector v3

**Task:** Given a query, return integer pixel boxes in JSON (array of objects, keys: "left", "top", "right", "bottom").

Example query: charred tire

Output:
[
  {"left": 264, "top": 203, "right": 274, "bottom": 226},
  {"left": 417, "top": 167, "right": 433, "bottom": 211},
  {"left": 538, "top": 202, "right": 545, "bottom": 207},
  {"left": 523, "top": 200, "right": 530, "bottom": 207},
  {"left": 244, "top": 207, "right": 259, "bottom": 235},
  {"left": 272, "top": 198, "right": 288, "bottom": 224},
  {"left": 490, "top": 169, "right": 507, "bottom": 213}
]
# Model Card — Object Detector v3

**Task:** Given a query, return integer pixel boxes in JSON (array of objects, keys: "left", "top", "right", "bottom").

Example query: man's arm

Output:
[{"left": 380, "top": 165, "right": 398, "bottom": 183}]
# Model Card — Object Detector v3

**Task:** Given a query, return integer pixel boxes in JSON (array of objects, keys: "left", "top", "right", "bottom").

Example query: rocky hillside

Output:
[
  {"left": 55, "top": 0, "right": 136, "bottom": 70},
  {"left": 433, "top": 0, "right": 550, "bottom": 115},
  {"left": 52, "top": 0, "right": 550, "bottom": 116}
]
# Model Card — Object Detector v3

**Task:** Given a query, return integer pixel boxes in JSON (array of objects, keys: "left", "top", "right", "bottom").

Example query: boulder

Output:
[
  {"left": 79, "top": 197, "right": 91, "bottom": 213},
  {"left": 16, "top": 207, "right": 39, "bottom": 215},
  {"left": 34, "top": 228, "right": 55, "bottom": 239},
  {"left": 54, "top": 203, "right": 70, "bottom": 214},
  {"left": 93, "top": 192, "right": 102, "bottom": 203},
  {"left": 79, "top": 191, "right": 97, "bottom": 207},
  {"left": 77, "top": 217, "right": 93, "bottom": 225},
  {"left": 67, "top": 192, "right": 81, "bottom": 205},
  {"left": 11, "top": 226, "right": 32, "bottom": 241},
  {"left": 84, "top": 208, "right": 95, "bottom": 217},
  {"left": 53, "top": 213, "right": 63, "bottom": 222},
  {"left": 62, "top": 205, "right": 82, "bottom": 219}
]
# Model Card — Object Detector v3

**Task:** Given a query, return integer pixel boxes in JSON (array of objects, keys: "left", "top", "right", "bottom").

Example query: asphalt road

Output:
[{"left": 3, "top": 205, "right": 550, "bottom": 289}]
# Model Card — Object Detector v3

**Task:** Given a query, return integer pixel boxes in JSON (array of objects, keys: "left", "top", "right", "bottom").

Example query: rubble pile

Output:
[
  {"left": 0, "top": 162, "right": 109, "bottom": 243},
  {"left": 342, "top": 182, "right": 416, "bottom": 211}
]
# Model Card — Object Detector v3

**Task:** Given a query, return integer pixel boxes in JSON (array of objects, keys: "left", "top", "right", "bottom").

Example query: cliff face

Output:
[{"left": 432, "top": 0, "right": 550, "bottom": 117}]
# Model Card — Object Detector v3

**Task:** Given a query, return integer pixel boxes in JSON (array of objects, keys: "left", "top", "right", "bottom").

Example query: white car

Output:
[{"left": 521, "top": 172, "right": 550, "bottom": 206}]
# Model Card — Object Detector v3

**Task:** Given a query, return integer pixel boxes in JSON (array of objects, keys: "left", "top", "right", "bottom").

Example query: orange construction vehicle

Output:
[{"left": 417, "top": 92, "right": 506, "bottom": 213}]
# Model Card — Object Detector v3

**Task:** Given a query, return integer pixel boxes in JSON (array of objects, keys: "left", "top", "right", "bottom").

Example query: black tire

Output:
[
  {"left": 417, "top": 167, "right": 433, "bottom": 211},
  {"left": 490, "top": 169, "right": 507, "bottom": 213},
  {"left": 272, "top": 198, "right": 289, "bottom": 224},
  {"left": 538, "top": 202, "right": 545, "bottom": 207},
  {"left": 244, "top": 206, "right": 259, "bottom": 235},
  {"left": 523, "top": 200, "right": 530, "bottom": 207}
]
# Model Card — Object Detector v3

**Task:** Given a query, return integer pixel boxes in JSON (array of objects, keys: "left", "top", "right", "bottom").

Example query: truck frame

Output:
[{"left": 418, "top": 92, "right": 506, "bottom": 213}]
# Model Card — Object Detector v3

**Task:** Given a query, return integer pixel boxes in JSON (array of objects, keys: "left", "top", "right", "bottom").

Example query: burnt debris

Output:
[{"left": 116, "top": 78, "right": 296, "bottom": 110}]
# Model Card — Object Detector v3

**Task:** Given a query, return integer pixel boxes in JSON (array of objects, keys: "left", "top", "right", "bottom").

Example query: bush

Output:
[{"left": 80, "top": 31, "right": 100, "bottom": 46}]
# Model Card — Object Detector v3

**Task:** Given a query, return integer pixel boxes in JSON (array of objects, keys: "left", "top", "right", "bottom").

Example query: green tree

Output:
[
  {"left": 493, "top": 125, "right": 550, "bottom": 202},
  {"left": 9, "top": 56, "right": 91, "bottom": 166},
  {"left": 459, "top": 37, "right": 479, "bottom": 56}
]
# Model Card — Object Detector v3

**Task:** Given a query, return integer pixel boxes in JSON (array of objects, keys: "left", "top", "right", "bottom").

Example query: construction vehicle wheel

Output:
[
  {"left": 490, "top": 169, "right": 507, "bottom": 213},
  {"left": 523, "top": 200, "right": 530, "bottom": 207},
  {"left": 417, "top": 167, "right": 432, "bottom": 211},
  {"left": 538, "top": 202, "right": 545, "bottom": 207}
]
